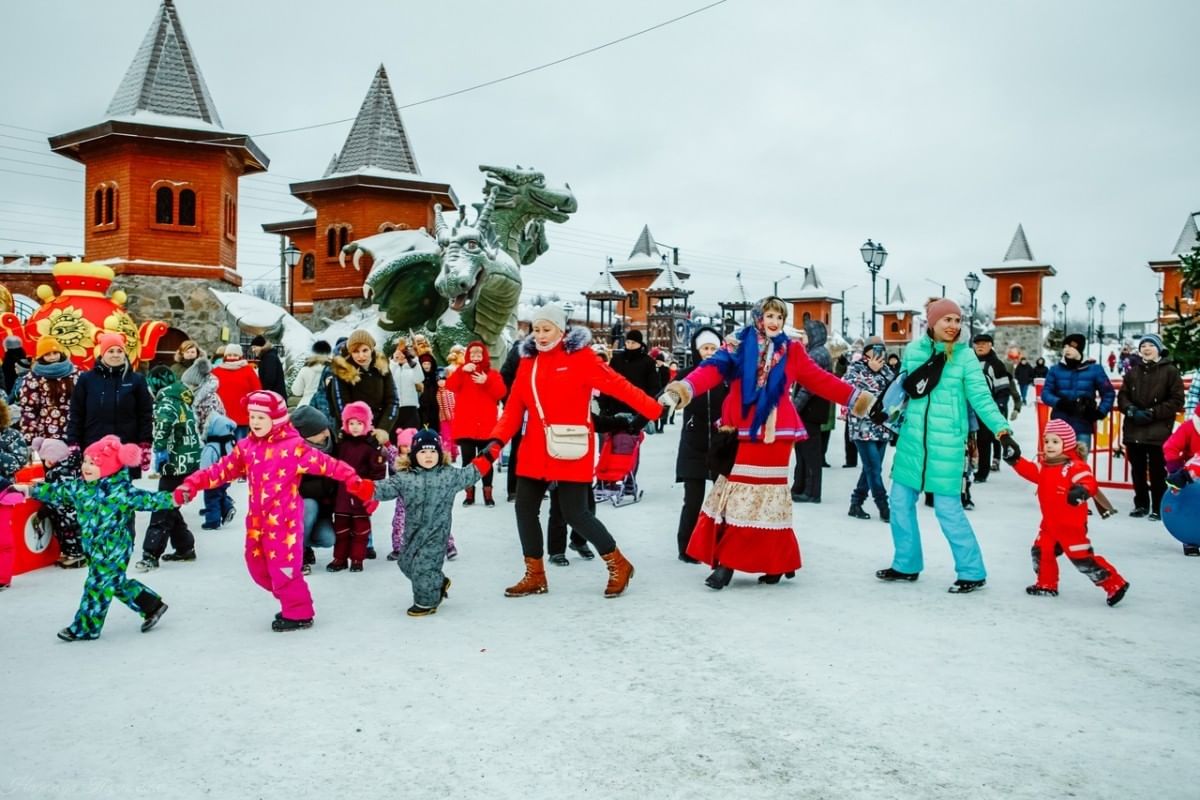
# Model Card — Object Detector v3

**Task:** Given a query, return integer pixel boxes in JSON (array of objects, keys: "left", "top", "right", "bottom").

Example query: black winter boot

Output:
[
  {"left": 847, "top": 504, "right": 870, "bottom": 520},
  {"left": 705, "top": 566, "right": 734, "bottom": 590},
  {"left": 948, "top": 579, "right": 986, "bottom": 594},
  {"left": 875, "top": 568, "right": 919, "bottom": 582},
  {"left": 271, "top": 616, "right": 313, "bottom": 632}
]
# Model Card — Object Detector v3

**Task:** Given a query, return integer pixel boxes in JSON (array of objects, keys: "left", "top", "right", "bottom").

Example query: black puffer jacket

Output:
[
  {"left": 326, "top": 350, "right": 400, "bottom": 438},
  {"left": 793, "top": 319, "right": 832, "bottom": 427},
  {"left": 1118, "top": 356, "right": 1184, "bottom": 445},
  {"left": 675, "top": 327, "right": 729, "bottom": 482},
  {"left": 604, "top": 345, "right": 660, "bottom": 416},
  {"left": 66, "top": 360, "right": 153, "bottom": 449},
  {"left": 255, "top": 343, "right": 287, "bottom": 398}
]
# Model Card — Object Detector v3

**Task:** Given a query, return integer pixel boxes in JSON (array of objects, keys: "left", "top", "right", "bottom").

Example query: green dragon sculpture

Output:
[{"left": 338, "top": 165, "right": 577, "bottom": 365}]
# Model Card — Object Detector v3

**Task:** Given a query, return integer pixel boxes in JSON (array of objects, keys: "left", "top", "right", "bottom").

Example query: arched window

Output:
[
  {"left": 891, "top": 320, "right": 900, "bottom": 333},
  {"left": 326, "top": 228, "right": 337, "bottom": 258},
  {"left": 178, "top": 189, "right": 196, "bottom": 226},
  {"left": 155, "top": 187, "right": 174, "bottom": 224},
  {"left": 104, "top": 187, "right": 114, "bottom": 224},
  {"left": 1010, "top": 284, "right": 1024, "bottom": 305},
  {"left": 629, "top": 290, "right": 640, "bottom": 309},
  {"left": 93, "top": 189, "right": 103, "bottom": 226},
  {"left": 802, "top": 311, "right": 811, "bottom": 323},
  {"left": 302, "top": 253, "right": 316, "bottom": 281},
  {"left": 338, "top": 226, "right": 349, "bottom": 251}
]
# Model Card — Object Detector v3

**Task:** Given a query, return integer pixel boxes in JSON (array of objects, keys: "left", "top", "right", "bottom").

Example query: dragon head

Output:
[
  {"left": 341, "top": 229, "right": 445, "bottom": 331},
  {"left": 479, "top": 164, "right": 577, "bottom": 223},
  {"left": 432, "top": 197, "right": 500, "bottom": 313}
]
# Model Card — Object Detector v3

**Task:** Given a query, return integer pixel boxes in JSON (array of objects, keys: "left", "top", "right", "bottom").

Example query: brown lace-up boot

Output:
[
  {"left": 504, "top": 557, "right": 548, "bottom": 597},
  {"left": 601, "top": 547, "right": 635, "bottom": 598}
]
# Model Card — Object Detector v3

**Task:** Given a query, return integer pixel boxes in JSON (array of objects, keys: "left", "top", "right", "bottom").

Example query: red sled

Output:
[
  {"left": 0, "top": 489, "right": 58, "bottom": 585},
  {"left": 593, "top": 431, "right": 644, "bottom": 507}
]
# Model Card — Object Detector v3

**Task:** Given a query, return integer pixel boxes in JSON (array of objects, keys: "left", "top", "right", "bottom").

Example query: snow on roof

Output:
[
  {"left": 1171, "top": 214, "right": 1199, "bottom": 258},
  {"left": 106, "top": 0, "right": 224, "bottom": 128},
  {"left": 879, "top": 283, "right": 919, "bottom": 313},
  {"left": 611, "top": 224, "right": 664, "bottom": 273},
  {"left": 328, "top": 65, "right": 420, "bottom": 177},
  {"left": 719, "top": 271, "right": 754, "bottom": 308},
  {"left": 104, "top": 110, "right": 224, "bottom": 132},
  {"left": 585, "top": 265, "right": 626, "bottom": 296},
  {"left": 647, "top": 256, "right": 692, "bottom": 294},
  {"left": 210, "top": 289, "right": 287, "bottom": 330},
  {"left": 787, "top": 265, "right": 840, "bottom": 301}
]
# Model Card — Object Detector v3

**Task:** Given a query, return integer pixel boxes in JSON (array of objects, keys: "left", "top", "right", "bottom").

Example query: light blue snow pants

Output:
[{"left": 888, "top": 481, "right": 986, "bottom": 581}]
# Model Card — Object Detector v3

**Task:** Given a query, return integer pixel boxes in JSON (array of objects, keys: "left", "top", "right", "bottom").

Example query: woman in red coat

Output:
[
  {"left": 661, "top": 297, "right": 874, "bottom": 590},
  {"left": 446, "top": 341, "right": 506, "bottom": 507},
  {"left": 488, "top": 304, "right": 663, "bottom": 599},
  {"left": 212, "top": 344, "right": 262, "bottom": 438}
]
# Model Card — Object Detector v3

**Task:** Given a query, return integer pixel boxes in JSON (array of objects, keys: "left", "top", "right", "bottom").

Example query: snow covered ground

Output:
[{"left": 2, "top": 408, "right": 1196, "bottom": 800}]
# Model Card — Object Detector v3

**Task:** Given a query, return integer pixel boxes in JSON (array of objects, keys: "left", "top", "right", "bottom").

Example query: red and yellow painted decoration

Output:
[{"left": 0, "top": 262, "right": 166, "bottom": 369}]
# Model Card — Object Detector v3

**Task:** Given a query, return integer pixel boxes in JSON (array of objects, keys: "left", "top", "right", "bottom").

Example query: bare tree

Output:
[{"left": 244, "top": 282, "right": 281, "bottom": 305}]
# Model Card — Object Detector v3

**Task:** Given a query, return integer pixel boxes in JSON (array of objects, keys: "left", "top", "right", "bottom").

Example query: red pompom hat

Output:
[{"left": 84, "top": 435, "right": 142, "bottom": 478}]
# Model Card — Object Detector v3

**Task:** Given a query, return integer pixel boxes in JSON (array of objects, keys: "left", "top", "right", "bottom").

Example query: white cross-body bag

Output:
[{"left": 530, "top": 358, "right": 591, "bottom": 461}]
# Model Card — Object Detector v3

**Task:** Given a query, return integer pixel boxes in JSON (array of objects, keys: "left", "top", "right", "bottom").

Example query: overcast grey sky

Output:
[{"left": 1, "top": 0, "right": 1195, "bottom": 332}]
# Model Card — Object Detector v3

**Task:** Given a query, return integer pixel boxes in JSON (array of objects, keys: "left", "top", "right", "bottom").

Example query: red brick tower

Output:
[
  {"left": 879, "top": 284, "right": 919, "bottom": 350},
  {"left": 263, "top": 65, "right": 457, "bottom": 320},
  {"left": 610, "top": 225, "right": 689, "bottom": 332},
  {"left": 1148, "top": 214, "right": 1200, "bottom": 326},
  {"left": 783, "top": 266, "right": 839, "bottom": 331},
  {"left": 47, "top": 0, "right": 268, "bottom": 352},
  {"left": 980, "top": 224, "right": 1056, "bottom": 358}
]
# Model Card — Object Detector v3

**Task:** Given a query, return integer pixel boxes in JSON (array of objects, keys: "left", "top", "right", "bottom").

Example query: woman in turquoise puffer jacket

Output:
[{"left": 877, "top": 298, "right": 1018, "bottom": 593}]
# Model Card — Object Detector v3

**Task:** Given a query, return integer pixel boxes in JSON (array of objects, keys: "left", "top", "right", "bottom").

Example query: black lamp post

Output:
[
  {"left": 1085, "top": 296, "right": 1096, "bottom": 358},
  {"left": 1117, "top": 302, "right": 1126, "bottom": 341},
  {"left": 1097, "top": 301, "right": 1106, "bottom": 350},
  {"left": 1156, "top": 288, "right": 1164, "bottom": 333},
  {"left": 964, "top": 272, "right": 981, "bottom": 339},
  {"left": 1061, "top": 291, "right": 1071, "bottom": 335},
  {"left": 283, "top": 240, "right": 302, "bottom": 316},
  {"left": 860, "top": 239, "right": 887, "bottom": 335}
]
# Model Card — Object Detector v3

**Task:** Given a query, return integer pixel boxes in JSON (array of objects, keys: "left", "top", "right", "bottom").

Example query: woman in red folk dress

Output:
[{"left": 661, "top": 297, "right": 875, "bottom": 590}]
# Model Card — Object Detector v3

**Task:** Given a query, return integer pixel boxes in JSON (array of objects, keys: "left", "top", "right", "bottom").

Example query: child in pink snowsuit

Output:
[{"left": 176, "top": 391, "right": 371, "bottom": 632}]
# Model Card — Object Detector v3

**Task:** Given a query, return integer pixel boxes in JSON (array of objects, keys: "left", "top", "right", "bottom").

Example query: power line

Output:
[
  {"left": 0, "top": 237, "right": 81, "bottom": 250},
  {"left": 210, "top": 0, "right": 730, "bottom": 142},
  {"left": 0, "top": 167, "right": 81, "bottom": 184}
]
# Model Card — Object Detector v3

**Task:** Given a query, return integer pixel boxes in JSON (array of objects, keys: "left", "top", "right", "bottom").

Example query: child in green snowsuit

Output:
[
  {"left": 28, "top": 435, "right": 175, "bottom": 641},
  {"left": 371, "top": 429, "right": 498, "bottom": 616}
]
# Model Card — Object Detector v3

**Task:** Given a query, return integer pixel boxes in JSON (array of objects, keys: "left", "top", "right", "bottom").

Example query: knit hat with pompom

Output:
[
  {"left": 340, "top": 401, "right": 374, "bottom": 434},
  {"left": 244, "top": 390, "right": 289, "bottom": 427},
  {"left": 33, "top": 437, "right": 70, "bottom": 465},
  {"left": 84, "top": 435, "right": 142, "bottom": 478}
]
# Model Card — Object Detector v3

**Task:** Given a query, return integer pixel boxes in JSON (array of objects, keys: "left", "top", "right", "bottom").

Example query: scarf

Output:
[
  {"left": 737, "top": 325, "right": 788, "bottom": 440},
  {"left": 32, "top": 359, "right": 74, "bottom": 379}
]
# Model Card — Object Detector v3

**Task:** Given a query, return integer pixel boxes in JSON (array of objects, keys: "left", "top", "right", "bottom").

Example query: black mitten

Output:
[
  {"left": 999, "top": 434, "right": 1021, "bottom": 465},
  {"left": 1066, "top": 484, "right": 1089, "bottom": 506}
]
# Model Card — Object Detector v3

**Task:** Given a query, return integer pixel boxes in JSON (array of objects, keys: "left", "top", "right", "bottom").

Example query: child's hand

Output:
[
  {"left": 364, "top": 499, "right": 380, "bottom": 514},
  {"left": 999, "top": 434, "right": 1021, "bottom": 465},
  {"left": 173, "top": 486, "right": 192, "bottom": 505},
  {"left": 462, "top": 363, "right": 475, "bottom": 373},
  {"left": 372, "top": 429, "right": 390, "bottom": 445},
  {"left": 349, "top": 478, "right": 375, "bottom": 502},
  {"left": 1066, "top": 485, "right": 1089, "bottom": 506}
]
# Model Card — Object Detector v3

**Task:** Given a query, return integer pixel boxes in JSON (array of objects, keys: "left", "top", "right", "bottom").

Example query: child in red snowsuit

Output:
[
  {"left": 1008, "top": 418, "right": 1129, "bottom": 606},
  {"left": 328, "top": 401, "right": 385, "bottom": 572}
]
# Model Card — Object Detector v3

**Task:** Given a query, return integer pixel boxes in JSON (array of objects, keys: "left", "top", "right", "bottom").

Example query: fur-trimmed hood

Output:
[
  {"left": 518, "top": 326, "right": 593, "bottom": 358},
  {"left": 330, "top": 351, "right": 390, "bottom": 384},
  {"left": 305, "top": 354, "right": 331, "bottom": 368}
]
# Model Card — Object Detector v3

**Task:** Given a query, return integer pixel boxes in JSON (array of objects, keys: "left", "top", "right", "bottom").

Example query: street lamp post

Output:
[
  {"left": 1098, "top": 301, "right": 1106, "bottom": 350},
  {"left": 1117, "top": 302, "right": 1126, "bottom": 341},
  {"left": 924, "top": 278, "right": 946, "bottom": 298},
  {"left": 1061, "top": 291, "right": 1071, "bottom": 335},
  {"left": 860, "top": 240, "right": 887, "bottom": 336},
  {"left": 282, "top": 240, "right": 302, "bottom": 316},
  {"left": 773, "top": 274, "right": 791, "bottom": 296},
  {"left": 1085, "top": 296, "right": 1096, "bottom": 358},
  {"left": 1156, "top": 288, "right": 1164, "bottom": 333},
  {"left": 964, "top": 272, "right": 981, "bottom": 339}
]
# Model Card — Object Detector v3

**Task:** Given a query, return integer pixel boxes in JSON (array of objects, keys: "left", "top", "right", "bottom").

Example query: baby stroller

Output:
[{"left": 593, "top": 430, "right": 644, "bottom": 507}]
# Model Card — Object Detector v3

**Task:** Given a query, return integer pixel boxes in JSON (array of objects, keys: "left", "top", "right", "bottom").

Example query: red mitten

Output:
[
  {"left": 140, "top": 443, "right": 153, "bottom": 472},
  {"left": 364, "top": 500, "right": 380, "bottom": 514},
  {"left": 349, "top": 478, "right": 375, "bottom": 503},
  {"left": 173, "top": 485, "right": 192, "bottom": 505}
]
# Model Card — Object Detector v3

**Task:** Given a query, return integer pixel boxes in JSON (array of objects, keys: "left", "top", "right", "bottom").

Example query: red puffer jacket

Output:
[
  {"left": 1162, "top": 411, "right": 1200, "bottom": 472},
  {"left": 491, "top": 328, "right": 662, "bottom": 483},
  {"left": 1013, "top": 455, "right": 1097, "bottom": 532},
  {"left": 446, "top": 341, "right": 506, "bottom": 440},
  {"left": 213, "top": 361, "right": 263, "bottom": 427}
]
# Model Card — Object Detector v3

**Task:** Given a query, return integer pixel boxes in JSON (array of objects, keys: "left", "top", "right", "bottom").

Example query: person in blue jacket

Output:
[
  {"left": 1040, "top": 333, "right": 1115, "bottom": 455},
  {"left": 66, "top": 332, "right": 154, "bottom": 475}
]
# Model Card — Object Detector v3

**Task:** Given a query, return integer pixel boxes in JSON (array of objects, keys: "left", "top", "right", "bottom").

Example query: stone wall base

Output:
[{"left": 117, "top": 274, "right": 233, "bottom": 353}]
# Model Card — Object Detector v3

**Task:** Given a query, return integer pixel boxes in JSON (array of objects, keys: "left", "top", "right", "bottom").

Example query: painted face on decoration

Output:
[
  {"left": 415, "top": 448, "right": 440, "bottom": 469},
  {"left": 698, "top": 343, "right": 719, "bottom": 360},
  {"left": 247, "top": 410, "right": 273, "bottom": 438},
  {"left": 932, "top": 314, "right": 961, "bottom": 343},
  {"left": 532, "top": 321, "right": 561, "bottom": 349},
  {"left": 80, "top": 456, "right": 102, "bottom": 482},
  {"left": 351, "top": 345, "right": 373, "bottom": 367},
  {"left": 347, "top": 419, "right": 366, "bottom": 437},
  {"left": 101, "top": 345, "right": 127, "bottom": 368},
  {"left": 762, "top": 310, "right": 786, "bottom": 335},
  {"left": 1043, "top": 432, "right": 1064, "bottom": 459}
]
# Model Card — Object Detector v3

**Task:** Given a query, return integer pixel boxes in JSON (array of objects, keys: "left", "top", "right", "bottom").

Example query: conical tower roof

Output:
[
  {"left": 1172, "top": 214, "right": 1200, "bottom": 258},
  {"left": 719, "top": 271, "right": 754, "bottom": 310},
  {"left": 1004, "top": 224, "right": 1034, "bottom": 262},
  {"left": 880, "top": 283, "right": 918, "bottom": 312},
  {"left": 789, "top": 265, "right": 839, "bottom": 301},
  {"left": 584, "top": 261, "right": 627, "bottom": 299},
  {"left": 328, "top": 65, "right": 420, "bottom": 177},
  {"left": 105, "top": 0, "right": 223, "bottom": 128},
  {"left": 611, "top": 224, "right": 664, "bottom": 274},
  {"left": 647, "top": 255, "right": 692, "bottom": 296}
]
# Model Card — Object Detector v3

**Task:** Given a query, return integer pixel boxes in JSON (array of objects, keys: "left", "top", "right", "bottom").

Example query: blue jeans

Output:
[
  {"left": 851, "top": 440, "right": 889, "bottom": 509},
  {"left": 888, "top": 481, "right": 986, "bottom": 581},
  {"left": 202, "top": 486, "right": 232, "bottom": 527},
  {"left": 302, "top": 498, "right": 335, "bottom": 548}
]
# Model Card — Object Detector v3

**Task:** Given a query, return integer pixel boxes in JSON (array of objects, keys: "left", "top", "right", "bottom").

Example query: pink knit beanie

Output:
[
  {"left": 396, "top": 428, "right": 418, "bottom": 448},
  {"left": 94, "top": 331, "right": 126, "bottom": 356},
  {"left": 244, "top": 390, "right": 289, "bottom": 427},
  {"left": 1044, "top": 418, "right": 1077, "bottom": 453},
  {"left": 84, "top": 435, "right": 142, "bottom": 478},
  {"left": 340, "top": 401, "right": 374, "bottom": 434},
  {"left": 924, "top": 297, "right": 963, "bottom": 329}
]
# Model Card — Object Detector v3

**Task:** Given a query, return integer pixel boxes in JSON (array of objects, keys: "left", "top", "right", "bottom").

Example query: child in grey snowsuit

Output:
[
  {"left": 371, "top": 429, "right": 498, "bottom": 616},
  {"left": 199, "top": 412, "right": 237, "bottom": 529}
]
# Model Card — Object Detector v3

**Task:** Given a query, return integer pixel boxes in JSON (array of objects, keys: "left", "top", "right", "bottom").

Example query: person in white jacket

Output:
[
  {"left": 291, "top": 341, "right": 332, "bottom": 407},
  {"left": 390, "top": 340, "right": 424, "bottom": 430}
]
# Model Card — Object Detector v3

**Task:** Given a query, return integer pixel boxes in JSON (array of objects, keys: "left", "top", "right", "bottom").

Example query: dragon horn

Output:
[
  {"left": 476, "top": 186, "right": 498, "bottom": 231},
  {"left": 433, "top": 204, "right": 449, "bottom": 241}
]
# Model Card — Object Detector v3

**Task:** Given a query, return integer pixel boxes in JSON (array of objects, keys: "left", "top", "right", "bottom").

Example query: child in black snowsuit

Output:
[{"left": 369, "top": 430, "right": 498, "bottom": 616}]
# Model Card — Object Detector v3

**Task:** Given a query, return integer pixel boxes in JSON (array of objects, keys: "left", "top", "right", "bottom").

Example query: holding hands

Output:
[{"left": 999, "top": 432, "right": 1022, "bottom": 465}]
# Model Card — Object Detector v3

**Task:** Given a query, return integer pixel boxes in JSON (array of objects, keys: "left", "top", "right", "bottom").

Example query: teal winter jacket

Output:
[{"left": 891, "top": 337, "right": 1011, "bottom": 495}]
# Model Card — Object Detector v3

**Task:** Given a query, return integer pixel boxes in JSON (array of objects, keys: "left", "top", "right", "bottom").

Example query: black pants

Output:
[
  {"left": 396, "top": 406, "right": 420, "bottom": 430},
  {"left": 975, "top": 424, "right": 997, "bottom": 481},
  {"left": 676, "top": 478, "right": 707, "bottom": 556},
  {"left": 1127, "top": 442, "right": 1166, "bottom": 513},
  {"left": 507, "top": 431, "right": 522, "bottom": 498},
  {"left": 792, "top": 436, "right": 824, "bottom": 499},
  {"left": 458, "top": 439, "right": 494, "bottom": 488},
  {"left": 143, "top": 475, "right": 194, "bottom": 558},
  {"left": 515, "top": 478, "right": 614, "bottom": 559},
  {"left": 843, "top": 419, "right": 857, "bottom": 467},
  {"left": 547, "top": 485, "right": 594, "bottom": 555}
]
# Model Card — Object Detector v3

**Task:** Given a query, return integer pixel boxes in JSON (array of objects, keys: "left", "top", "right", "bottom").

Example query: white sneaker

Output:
[{"left": 134, "top": 556, "right": 159, "bottom": 572}]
